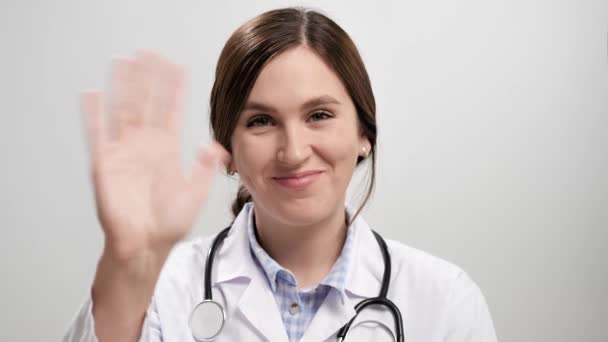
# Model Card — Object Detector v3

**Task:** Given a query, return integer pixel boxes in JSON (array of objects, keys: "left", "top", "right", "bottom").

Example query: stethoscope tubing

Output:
[
  {"left": 200, "top": 225, "right": 404, "bottom": 341},
  {"left": 204, "top": 226, "right": 231, "bottom": 300}
]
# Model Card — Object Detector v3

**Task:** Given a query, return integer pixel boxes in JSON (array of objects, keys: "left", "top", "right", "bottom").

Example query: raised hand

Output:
[{"left": 81, "top": 51, "right": 229, "bottom": 261}]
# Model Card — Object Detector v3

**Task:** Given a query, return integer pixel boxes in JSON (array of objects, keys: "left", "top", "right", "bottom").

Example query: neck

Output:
[{"left": 253, "top": 204, "right": 348, "bottom": 289}]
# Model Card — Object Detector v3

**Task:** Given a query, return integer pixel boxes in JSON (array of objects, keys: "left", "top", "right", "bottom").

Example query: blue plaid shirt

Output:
[{"left": 246, "top": 207, "right": 355, "bottom": 342}]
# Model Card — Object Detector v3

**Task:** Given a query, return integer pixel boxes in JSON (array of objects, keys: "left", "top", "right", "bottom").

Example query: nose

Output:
[{"left": 276, "top": 123, "right": 311, "bottom": 166}]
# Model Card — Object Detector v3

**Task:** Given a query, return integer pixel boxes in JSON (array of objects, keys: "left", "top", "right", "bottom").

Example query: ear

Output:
[
  {"left": 358, "top": 133, "right": 372, "bottom": 158},
  {"left": 227, "top": 159, "right": 237, "bottom": 175}
]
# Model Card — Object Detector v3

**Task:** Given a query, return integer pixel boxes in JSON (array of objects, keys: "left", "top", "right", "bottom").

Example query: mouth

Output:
[{"left": 272, "top": 170, "right": 324, "bottom": 189}]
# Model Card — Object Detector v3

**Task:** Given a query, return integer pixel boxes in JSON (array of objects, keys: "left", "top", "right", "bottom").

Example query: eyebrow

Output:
[{"left": 241, "top": 95, "right": 342, "bottom": 113}]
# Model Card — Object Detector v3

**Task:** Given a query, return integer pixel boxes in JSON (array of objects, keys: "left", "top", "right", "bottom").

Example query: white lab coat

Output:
[{"left": 63, "top": 203, "right": 498, "bottom": 342}]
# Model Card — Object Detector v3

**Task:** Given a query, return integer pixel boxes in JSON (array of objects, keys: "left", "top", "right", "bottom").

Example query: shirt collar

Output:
[{"left": 245, "top": 202, "right": 356, "bottom": 297}]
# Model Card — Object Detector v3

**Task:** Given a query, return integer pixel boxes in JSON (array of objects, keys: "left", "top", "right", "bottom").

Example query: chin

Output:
[{"left": 269, "top": 197, "right": 335, "bottom": 227}]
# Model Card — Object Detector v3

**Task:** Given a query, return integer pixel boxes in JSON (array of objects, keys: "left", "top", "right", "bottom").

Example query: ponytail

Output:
[{"left": 231, "top": 184, "right": 253, "bottom": 217}]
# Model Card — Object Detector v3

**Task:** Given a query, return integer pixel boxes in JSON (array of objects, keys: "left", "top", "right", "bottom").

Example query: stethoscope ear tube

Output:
[
  {"left": 336, "top": 297, "right": 404, "bottom": 342},
  {"left": 372, "top": 230, "right": 391, "bottom": 299},
  {"left": 204, "top": 226, "right": 232, "bottom": 300},
  {"left": 337, "top": 231, "right": 405, "bottom": 341}
]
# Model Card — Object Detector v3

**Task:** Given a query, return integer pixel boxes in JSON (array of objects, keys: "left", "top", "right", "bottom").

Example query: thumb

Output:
[{"left": 186, "top": 141, "right": 225, "bottom": 207}]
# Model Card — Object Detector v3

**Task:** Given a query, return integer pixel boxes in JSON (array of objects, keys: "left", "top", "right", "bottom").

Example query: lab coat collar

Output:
[
  {"left": 213, "top": 201, "right": 385, "bottom": 293},
  {"left": 343, "top": 210, "right": 385, "bottom": 299},
  {"left": 301, "top": 207, "right": 386, "bottom": 342},
  {"left": 214, "top": 202, "right": 255, "bottom": 284},
  {"left": 213, "top": 202, "right": 290, "bottom": 341},
  {"left": 211, "top": 202, "right": 385, "bottom": 341}
]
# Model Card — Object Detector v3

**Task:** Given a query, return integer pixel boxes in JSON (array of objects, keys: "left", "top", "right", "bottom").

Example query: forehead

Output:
[{"left": 246, "top": 45, "right": 352, "bottom": 110}]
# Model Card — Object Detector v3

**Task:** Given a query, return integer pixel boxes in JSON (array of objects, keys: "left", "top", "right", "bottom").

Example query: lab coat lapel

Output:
[
  {"left": 299, "top": 289, "right": 355, "bottom": 342},
  {"left": 342, "top": 218, "right": 405, "bottom": 341},
  {"left": 300, "top": 214, "right": 384, "bottom": 342},
  {"left": 344, "top": 215, "right": 385, "bottom": 299},
  {"left": 211, "top": 203, "right": 386, "bottom": 342},
  {"left": 237, "top": 268, "right": 290, "bottom": 342},
  {"left": 213, "top": 203, "right": 289, "bottom": 342}
]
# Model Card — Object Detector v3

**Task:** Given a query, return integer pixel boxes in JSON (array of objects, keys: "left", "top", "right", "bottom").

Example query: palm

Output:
[
  {"left": 82, "top": 51, "right": 228, "bottom": 260},
  {"left": 95, "top": 129, "right": 186, "bottom": 254}
]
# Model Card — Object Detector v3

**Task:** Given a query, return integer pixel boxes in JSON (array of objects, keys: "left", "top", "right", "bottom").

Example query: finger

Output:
[
  {"left": 186, "top": 142, "right": 226, "bottom": 207},
  {"left": 81, "top": 91, "right": 106, "bottom": 166},
  {"left": 136, "top": 50, "right": 186, "bottom": 132},
  {"left": 150, "top": 53, "right": 185, "bottom": 132},
  {"left": 136, "top": 51, "right": 168, "bottom": 129},
  {"left": 134, "top": 50, "right": 157, "bottom": 127},
  {"left": 108, "top": 57, "right": 139, "bottom": 139},
  {"left": 152, "top": 54, "right": 172, "bottom": 129},
  {"left": 129, "top": 53, "right": 150, "bottom": 127},
  {"left": 210, "top": 140, "right": 232, "bottom": 172},
  {"left": 165, "top": 63, "right": 186, "bottom": 135}
]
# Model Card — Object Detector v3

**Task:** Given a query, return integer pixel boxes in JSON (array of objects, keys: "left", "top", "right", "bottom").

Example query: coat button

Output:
[{"left": 289, "top": 303, "right": 300, "bottom": 315}]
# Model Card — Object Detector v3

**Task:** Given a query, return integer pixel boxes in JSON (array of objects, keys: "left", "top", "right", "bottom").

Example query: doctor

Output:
[{"left": 64, "top": 7, "right": 498, "bottom": 342}]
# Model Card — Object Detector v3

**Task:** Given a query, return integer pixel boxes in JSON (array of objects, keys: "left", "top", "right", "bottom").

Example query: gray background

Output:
[{"left": 1, "top": 0, "right": 606, "bottom": 341}]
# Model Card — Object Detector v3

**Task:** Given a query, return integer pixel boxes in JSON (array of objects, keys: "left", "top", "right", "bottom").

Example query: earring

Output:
[{"left": 361, "top": 146, "right": 369, "bottom": 159}]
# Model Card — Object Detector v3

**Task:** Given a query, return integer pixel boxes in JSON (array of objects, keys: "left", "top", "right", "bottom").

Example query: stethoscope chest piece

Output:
[{"left": 189, "top": 299, "right": 226, "bottom": 341}]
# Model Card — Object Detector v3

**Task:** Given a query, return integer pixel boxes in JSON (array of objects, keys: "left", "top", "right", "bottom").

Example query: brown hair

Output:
[{"left": 209, "top": 7, "right": 377, "bottom": 225}]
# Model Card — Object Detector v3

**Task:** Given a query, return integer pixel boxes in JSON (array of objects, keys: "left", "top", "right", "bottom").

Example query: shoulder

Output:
[
  {"left": 383, "top": 237, "right": 487, "bottom": 306},
  {"left": 154, "top": 234, "right": 216, "bottom": 290},
  {"left": 384, "top": 238, "right": 497, "bottom": 340},
  {"left": 384, "top": 238, "right": 465, "bottom": 284}
]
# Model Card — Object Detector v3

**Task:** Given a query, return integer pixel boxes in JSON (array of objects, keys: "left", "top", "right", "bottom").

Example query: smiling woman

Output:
[
  {"left": 209, "top": 9, "right": 378, "bottom": 227},
  {"left": 63, "top": 6, "right": 497, "bottom": 342},
  {"left": 229, "top": 45, "right": 371, "bottom": 248}
]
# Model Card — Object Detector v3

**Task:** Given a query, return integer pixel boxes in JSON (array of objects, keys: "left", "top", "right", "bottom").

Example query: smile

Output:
[{"left": 272, "top": 171, "right": 323, "bottom": 189}]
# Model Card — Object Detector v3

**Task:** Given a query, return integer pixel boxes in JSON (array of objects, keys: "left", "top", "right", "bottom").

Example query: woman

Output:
[{"left": 64, "top": 7, "right": 497, "bottom": 342}]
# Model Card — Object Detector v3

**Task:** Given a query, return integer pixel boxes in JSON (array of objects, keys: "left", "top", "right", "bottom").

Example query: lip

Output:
[{"left": 272, "top": 170, "right": 324, "bottom": 189}]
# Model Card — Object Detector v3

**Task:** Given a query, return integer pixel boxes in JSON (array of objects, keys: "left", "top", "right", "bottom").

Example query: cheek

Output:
[
  {"left": 317, "top": 126, "right": 359, "bottom": 171},
  {"left": 233, "top": 136, "right": 271, "bottom": 188}
]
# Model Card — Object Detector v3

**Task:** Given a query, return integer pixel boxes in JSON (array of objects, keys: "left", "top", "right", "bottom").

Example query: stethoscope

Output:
[{"left": 189, "top": 225, "right": 405, "bottom": 341}]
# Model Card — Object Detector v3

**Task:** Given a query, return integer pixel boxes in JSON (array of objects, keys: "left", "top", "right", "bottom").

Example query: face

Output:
[{"left": 230, "top": 45, "right": 370, "bottom": 228}]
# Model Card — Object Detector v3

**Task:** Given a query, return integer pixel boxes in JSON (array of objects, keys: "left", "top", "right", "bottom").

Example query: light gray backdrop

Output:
[{"left": 1, "top": 0, "right": 606, "bottom": 341}]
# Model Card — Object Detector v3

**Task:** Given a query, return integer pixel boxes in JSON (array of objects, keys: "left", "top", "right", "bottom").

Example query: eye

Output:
[
  {"left": 246, "top": 115, "right": 274, "bottom": 127},
  {"left": 309, "top": 111, "right": 333, "bottom": 122}
]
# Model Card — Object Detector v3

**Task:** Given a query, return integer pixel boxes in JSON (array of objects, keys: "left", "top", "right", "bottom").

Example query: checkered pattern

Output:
[{"left": 246, "top": 206, "right": 355, "bottom": 342}]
